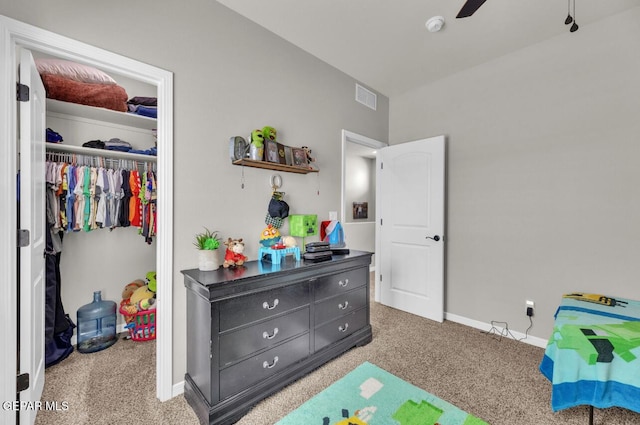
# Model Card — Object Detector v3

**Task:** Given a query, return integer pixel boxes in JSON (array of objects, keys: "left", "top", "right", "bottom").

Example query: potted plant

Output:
[{"left": 194, "top": 227, "right": 221, "bottom": 271}]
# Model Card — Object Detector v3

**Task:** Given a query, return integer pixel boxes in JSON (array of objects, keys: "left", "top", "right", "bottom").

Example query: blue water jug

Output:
[{"left": 76, "top": 291, "right": 117, "bottom": 353}]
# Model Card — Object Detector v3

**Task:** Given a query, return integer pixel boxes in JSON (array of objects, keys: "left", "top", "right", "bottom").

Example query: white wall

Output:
[
  {"left": 343, "top": 149, "right": 376, "bottom": 264},
  {"left": 0, "top": 0, "right": 389, "bottom": 387},
  {"left": 390, "top": 7, "right": 640, "bottom": 340},
  {"left": 345, "top": 154, "right": 375, "bottom": 223}
]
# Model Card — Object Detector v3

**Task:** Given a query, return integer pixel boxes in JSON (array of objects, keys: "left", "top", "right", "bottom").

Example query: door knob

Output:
[{"left": 425, "top": 235, "right": 441, "bottom": 241}]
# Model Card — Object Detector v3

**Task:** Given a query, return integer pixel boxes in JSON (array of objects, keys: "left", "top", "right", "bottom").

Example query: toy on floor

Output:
[{"left": 223, "top": 238, "right": 248, "bottom": 268}]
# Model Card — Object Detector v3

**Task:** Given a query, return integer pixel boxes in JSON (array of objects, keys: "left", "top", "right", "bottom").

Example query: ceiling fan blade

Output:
[{"left": 456, "top": 0, "right": 488, "bottom": 18}]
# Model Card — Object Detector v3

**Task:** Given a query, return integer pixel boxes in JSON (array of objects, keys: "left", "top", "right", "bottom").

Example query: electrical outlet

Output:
[{"left": 526, "top": 300, "right": 535, "bottom": 317}]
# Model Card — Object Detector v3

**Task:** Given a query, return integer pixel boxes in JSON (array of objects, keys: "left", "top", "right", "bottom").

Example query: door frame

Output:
[{"left": 0, "top": 15, "right": 175, "bottom": 416}]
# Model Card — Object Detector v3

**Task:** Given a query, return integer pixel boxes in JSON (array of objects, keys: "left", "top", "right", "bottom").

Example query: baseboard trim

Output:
[
  {"left": 445, "top": 312, "right": 548, "bottom": 348},
  {"left": 173, "top": 380, "right": 185, "bottom": 397}
]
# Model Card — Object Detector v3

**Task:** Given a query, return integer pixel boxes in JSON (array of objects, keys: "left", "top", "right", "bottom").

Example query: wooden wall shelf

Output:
[{"left": 232, "top": 159, "right": 318, "bottom": 174}]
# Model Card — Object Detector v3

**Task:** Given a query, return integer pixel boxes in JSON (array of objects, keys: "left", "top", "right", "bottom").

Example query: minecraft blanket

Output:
[{"left": 539, "top": 294, "right": 640, "bottom": 413}]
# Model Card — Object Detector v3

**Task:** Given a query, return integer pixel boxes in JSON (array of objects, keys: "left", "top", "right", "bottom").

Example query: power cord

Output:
[{"left": 482, "top": 316, "right": 533, "bottom": 342}]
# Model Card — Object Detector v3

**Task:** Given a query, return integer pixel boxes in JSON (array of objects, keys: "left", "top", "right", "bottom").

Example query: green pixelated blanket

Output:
[{"left": 539, "top": 294, "right": 640, "bottom": 413}]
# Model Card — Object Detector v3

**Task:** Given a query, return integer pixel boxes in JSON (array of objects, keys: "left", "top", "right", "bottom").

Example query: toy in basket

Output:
[{"left": 119, "top": 274, "right": 156, "bottom": 341}]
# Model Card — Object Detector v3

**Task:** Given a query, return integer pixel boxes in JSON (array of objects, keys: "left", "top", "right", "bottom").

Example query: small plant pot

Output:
[{"left": 198, "top": 249, "right": 220, "bottom": 271}]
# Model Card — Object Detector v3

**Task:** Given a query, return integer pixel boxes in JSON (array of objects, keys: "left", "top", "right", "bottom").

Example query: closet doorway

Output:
[{"left": 0, "top": 16, "right": 174, "bottom": 423}]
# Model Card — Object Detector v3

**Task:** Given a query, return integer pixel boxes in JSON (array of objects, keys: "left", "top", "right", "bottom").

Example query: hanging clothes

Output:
[
  {"left": 44, "top": 172, "right": 74, "bottom": 367},
  {"left": 45, "top": 152, "right": 157, "bottom": 243}
]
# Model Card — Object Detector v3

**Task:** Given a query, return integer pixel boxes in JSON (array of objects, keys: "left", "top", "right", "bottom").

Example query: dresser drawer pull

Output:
[
  {"left": 338, "top": 279, "right": 349, "bottom": 288},
  {"left": 262, "top": 328, "right": 279, "bottom": 340},
  {"left": 338, "top": 323, "right": 349, "bottom": 332},
  {"left": 262, "top": 299, "right": 279, "bottom": 310},
  {"left": 338, "top": 301, "right": 349, "bottom": 310},
  {"left": 263, "top": 356, "right": 279, "bottom": 369}
]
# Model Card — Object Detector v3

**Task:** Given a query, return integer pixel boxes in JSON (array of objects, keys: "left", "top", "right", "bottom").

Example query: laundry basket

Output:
[{"left": 119, "top": 301, "right": 156, "bottom": 342}]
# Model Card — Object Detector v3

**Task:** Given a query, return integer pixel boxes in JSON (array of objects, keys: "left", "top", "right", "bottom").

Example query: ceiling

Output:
[{"left": 217, "top": 0, "right": 639, "bottom": 97}]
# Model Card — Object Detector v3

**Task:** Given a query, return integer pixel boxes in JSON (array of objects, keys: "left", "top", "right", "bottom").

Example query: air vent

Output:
[{"left": 355, "top": 83, "right": 377, "bottom": 111}]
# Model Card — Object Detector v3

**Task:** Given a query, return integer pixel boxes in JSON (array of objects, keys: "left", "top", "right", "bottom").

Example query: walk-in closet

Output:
[{"left": 39, "top": 52, "right": 159, "bottom": 357}]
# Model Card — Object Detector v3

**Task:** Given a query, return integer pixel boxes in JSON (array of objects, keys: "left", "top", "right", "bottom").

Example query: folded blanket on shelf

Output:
[{"left": 40, "top": 73, "right": 128, "bottom": 112}]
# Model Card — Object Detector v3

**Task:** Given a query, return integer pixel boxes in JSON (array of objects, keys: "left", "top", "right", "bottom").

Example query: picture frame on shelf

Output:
[
  {"left": 284, "top": 146, "right": 293, "bottom": 166},
  {"left": 292, "top": 147, "right": 307, "bottom": 167},
  {"left": 265, "top": 140, "right": 279, "bottom": 163},
  {"left": 276, "top": 142, "right": 287, "bottom": 164}
]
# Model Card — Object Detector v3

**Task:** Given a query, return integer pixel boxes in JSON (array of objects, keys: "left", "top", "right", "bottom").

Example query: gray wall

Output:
[
  {"left": 390, "top": 7, "right": 640, "bottom": 339},
  {"left": 0, "top": 0, "right": 389, "bottom": 385}
]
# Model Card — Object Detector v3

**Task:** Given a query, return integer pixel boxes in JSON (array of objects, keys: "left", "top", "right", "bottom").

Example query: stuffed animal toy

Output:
[
  {"left": 260, "top": 224, "right": 281, "bottom": 247},
  {"left": 146, "top": 271, "right": 157, "bottom": 293},
  {"left": 223, "top": 238, "right": 248, "bottom": 268},
  {"left": 251, "top": 129, "right": 264, "bottom": 147},
  {"left": 137, "top": 297, "right": 156, "bottom": 311},
  {"left": 262, "top": 126, "right": 277, "bottom": 141},
  {"left": 281, "top": 235, "right": 297, "bottom": 248},
  {"left": 250, "top": 129, "right": 265, "bottom": 160},
  {"left": 301, "top": 146, "right": 315, "bottom": 165},
  {"left": 122, "top": 279, "right": 145, "bottom": 301},
  {"left": 130, "top": 285, "right": 155, "bottom": 306}
]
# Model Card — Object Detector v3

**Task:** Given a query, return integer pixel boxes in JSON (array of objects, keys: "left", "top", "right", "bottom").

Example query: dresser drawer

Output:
[
  {"left": 219, "top": 334, "right": 310, "bottom": 400},
  {"left": 219, "top": 307, "right": 310, "bottom": 367},
  {"left": 314, "top": 308, "right": 367, "bottom": 351},
  {"left": 314, "top": 268, "right": 367, "bottom": 301},
  {"left": 314, "top": 286, "right": 367, "bottom": 326},
  {"left": 219, "top": 282, "right": 310, "bottom": 331}
]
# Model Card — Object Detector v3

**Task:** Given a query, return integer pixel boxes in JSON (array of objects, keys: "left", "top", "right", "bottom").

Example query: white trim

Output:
[
  {"left": 445, "top": 312, "right": 548, "bottom": 348},
  {"left": 0, "top": 17, "right": 19, "bottom": 425},
  {"left": 172, "top": 381, "right": 185, "bottom": 398},
  {"left": 0, "top": 15, "right": 174, "bottom": 411}
]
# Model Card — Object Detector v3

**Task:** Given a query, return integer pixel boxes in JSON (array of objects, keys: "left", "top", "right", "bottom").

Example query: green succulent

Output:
[{"left": 193, "top": 227, "right": 221, "bottom": 250}]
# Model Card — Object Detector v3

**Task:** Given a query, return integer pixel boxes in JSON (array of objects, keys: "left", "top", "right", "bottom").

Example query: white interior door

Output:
[
  {"left": 377, "top": 135, "right": 445, "bottom": 322},
  {"left": 19, "top": 48, "right": 47, "bottom": 425}
]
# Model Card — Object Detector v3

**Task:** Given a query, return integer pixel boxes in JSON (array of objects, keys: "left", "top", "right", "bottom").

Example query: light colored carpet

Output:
[{"left": 36, "top": 293, "right": 639, "bottom": 425}]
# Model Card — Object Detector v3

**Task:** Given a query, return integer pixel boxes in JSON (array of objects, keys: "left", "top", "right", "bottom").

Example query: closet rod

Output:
[{"left": 45, "top": 143, "right": 157, "bottom": 163}]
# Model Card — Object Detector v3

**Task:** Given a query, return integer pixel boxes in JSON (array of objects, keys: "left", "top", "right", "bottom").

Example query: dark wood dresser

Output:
[{"left": 182, "top": 250, "right": 373, "bottom": 425}]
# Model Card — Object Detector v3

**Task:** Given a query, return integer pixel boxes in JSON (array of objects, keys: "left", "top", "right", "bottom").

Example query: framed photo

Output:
[
  {"left": 284, "top": 146, "right": 293, "bottom": 166},
  {"left": 276, "top": 142, "right": 287, "bottom": 164},
  {"left": 292, "top": 147, "right": 307, "bottom": 167},
  {"left": 353, "top": 202, "right": 368, "bottom": 220},
  {"left": 265, "top": 140, "right": 279, "bottom": 163}
]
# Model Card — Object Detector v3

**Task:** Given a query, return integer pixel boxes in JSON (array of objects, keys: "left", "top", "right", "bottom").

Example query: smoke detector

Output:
[{"left": 425, "top": 16, "right": 445, "bottom": 33}]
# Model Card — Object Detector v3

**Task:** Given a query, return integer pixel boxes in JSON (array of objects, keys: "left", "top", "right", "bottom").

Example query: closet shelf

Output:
[
  {"left": 232, "top": 159, "right": 318, "bottom": 174},
  {"left": 46, "top": 99, "right": 157, "bottom": 130},
  {"left": 46, "top": 143, "right": 157, "bottom": 163}
]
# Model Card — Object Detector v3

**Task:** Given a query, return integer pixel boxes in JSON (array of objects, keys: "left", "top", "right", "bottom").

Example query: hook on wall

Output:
[{"left": 270, "top": 174, "right": 282, "bottom": 191}]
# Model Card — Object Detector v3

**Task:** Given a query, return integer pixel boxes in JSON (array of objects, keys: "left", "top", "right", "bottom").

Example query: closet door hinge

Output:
[
  {"left": 17, "top": 83, "right": 29, "bottom": 102},
  {"left": 17, "top": 229, "right": 30, "bottom": 247},
  {"left": 16, "top": 373, "right": 29, "bottom": 392}
]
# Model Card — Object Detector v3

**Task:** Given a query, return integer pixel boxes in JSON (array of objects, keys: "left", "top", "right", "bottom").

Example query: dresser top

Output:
[{"left": 182, "top": 250, "right": 372, "bottom": 299}]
